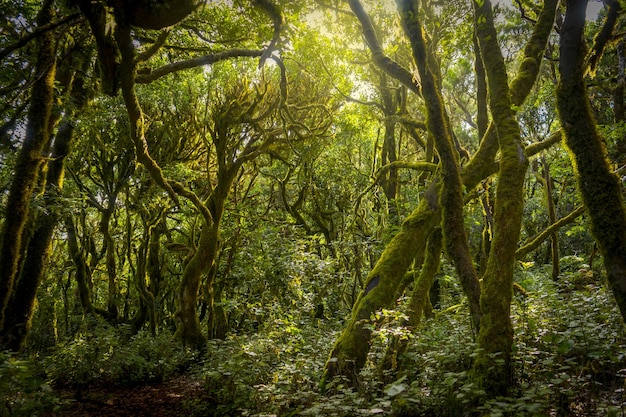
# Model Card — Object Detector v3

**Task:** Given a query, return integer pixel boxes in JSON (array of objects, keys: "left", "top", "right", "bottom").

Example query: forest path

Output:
[{"left": 44, "top": 374, "right": 206, "bottom": 417}]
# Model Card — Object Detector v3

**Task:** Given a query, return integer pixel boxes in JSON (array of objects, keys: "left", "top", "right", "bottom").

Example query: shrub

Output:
[
  {"left": 44, "top": 321, "right": 191, "bottom": 388},
  {"left": 0, "top": 351, "right": 66, "bottom": 417}
]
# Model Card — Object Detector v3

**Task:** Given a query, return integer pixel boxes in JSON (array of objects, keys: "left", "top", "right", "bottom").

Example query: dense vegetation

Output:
[{"left": 2, "top": 0, "right": 626, "bottom": 415}]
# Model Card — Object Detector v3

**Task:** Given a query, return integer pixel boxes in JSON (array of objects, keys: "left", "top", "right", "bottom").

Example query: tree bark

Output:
[
  {"left": 557, "top": 0, "right": 626, "bottom": 323},
  {"left": 397, "top": 0, "right": 482, "bottom": 334},
  {"left": 471, "top": 0, "right": 559, "bottom": 396},
  {"left": 0, "top": 0, "right": 57, "bottom": 338},
  {"left": 0, "top": 52, "right": 90, "bottom": 351}
]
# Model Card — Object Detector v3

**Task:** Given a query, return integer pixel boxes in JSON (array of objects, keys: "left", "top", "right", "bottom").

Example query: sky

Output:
[{"left": 494, "top": 0, "right": 606, "bottom": 20}]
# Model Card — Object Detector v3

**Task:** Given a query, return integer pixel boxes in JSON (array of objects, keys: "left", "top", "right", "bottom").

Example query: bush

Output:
[
  {"left": 0, "top": 351, "right": 66, "bottom": 417},
  {"left": 44, "top": 321, "right": 191, "bottom": 388}
]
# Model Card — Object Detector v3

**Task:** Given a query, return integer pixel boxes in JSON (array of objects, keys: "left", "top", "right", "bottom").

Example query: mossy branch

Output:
[
  {"left": 347, "top": 0, "right": 421, "bottom": 96},
  {"left": 135, "top": 49, "right": 264, "bottom": 83},
  {"left": 516, "top": 205, "right": 585, "bottom": 259},
  {"left": 0, "top": 13, "right": 82, "bottom": 61},
  {"left": 136, "top": 29, "right": 170, "bottom": 62},
  {"left": 115, "top": 22, "right": 181, "bottom": 208},
  {"left": 586, "top": 0, "right": 621, "bottom": 77}
]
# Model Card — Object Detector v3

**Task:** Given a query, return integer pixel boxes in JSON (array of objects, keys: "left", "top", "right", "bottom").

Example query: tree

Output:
[
  {"left": 0, "top": 36, "right": 92, "bottom": 350},
  {"left": 556, "top": 0, "right": 626, "bottom": 322},
  {"left": 0, "top": 0, "right": 58, "bottom": 340},
  {"left": 323, "top": 0, "right": 558, "bottom": 388}
]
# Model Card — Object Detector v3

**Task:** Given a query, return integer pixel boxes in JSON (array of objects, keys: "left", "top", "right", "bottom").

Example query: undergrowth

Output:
[
  {"left": 43, "top": 317, "right": 193, "bottom": 388},
  {"left": 5, "top": 258, "right": 626, "bottom": 416},
  {"left": 189, "top": 259, "right": 626, "bottom": 416}
]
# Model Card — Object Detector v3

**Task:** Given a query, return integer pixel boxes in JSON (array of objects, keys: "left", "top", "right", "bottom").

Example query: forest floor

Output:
[{"left": 42, "top": 374, "right": 206, "bottom": 417}]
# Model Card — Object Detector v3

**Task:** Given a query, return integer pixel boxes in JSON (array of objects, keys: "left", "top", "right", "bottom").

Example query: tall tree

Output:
[
  {"left": 0, "top": 0, "right": 57, "bottom": 338},
  {"left": 323, "top": 0, "right": 559, "bottom": 386},
  {"left": 0, "top": 39, "right": 92, "bottom": 351},
  {"left": 396, "top": 0, "right": 482, "bottom": 334},
  {"left": 556, "top": 0, "right": 626, "bottom": 322},
  {"left": 470, "top": 0, "right": 533, "bottom": 395}
]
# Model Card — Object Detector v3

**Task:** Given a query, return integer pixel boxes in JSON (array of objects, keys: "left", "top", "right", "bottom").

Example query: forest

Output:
[{"left": 2, "top": 0, "right": 626, "bottom": 415}]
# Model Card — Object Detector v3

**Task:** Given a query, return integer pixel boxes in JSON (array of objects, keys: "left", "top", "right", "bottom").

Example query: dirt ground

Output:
[{"left": 43, "top": 375, "right": 206, "bottom": 417}]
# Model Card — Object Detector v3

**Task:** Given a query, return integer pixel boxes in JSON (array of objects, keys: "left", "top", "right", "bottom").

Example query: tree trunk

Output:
[
  {"left": 397, "top": 0, "right": 482, "bottom": 333},
  {"left": 542, "top": 159, "right": 560, "bottom": 279},
  {"left": 379, "top": 227, "right": 443, "bottom": 378},
  {"left": 471, "top": 0, "right": 560, "bottom": 396},
  {"left": 100, "top": 208, "right": 119, "bottom": 321},
  {"left": 65, "top": 216, "right": 95, "bottom": 316},
  {"left": 176, "top": 224, "right": 217, "bottom": 350},
  {"left": 379, "top": 75, "right": 399, "bottom": 223},
  {"left": 146, "top": 215, "right": 165, "bottom": 334},
  {"left": 323, "top": 197, "right": 441, "bottom": 386},
  {"left": 557, "top": 0, "right": 626, "bottom": 323},
  {"left": 0, "top": 0, "right": 56, "bottom": 336},
  {"left": 0, "top": 54, "right": 89, "bottom": 351}
]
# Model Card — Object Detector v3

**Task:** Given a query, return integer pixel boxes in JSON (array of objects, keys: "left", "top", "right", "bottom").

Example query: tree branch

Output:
[
  {"left": 135, "top": 49, "right": 265, "bottom": 83},
  {"left": 0, "top": 13, "right": 82, "bottom": 61},
  {"left": 586, "top": 0, "right": 621, "bottom": 77},
  {"left": 516, "top": 205, "right": 585, "bottom": 259},
  {"left": 347, "top": 0, "right": 421, "bottom": 96}
]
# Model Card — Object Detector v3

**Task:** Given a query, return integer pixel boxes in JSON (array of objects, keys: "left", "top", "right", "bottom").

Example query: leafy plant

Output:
[
  {"left": 0, "top": 351, "right": 66, "bottom": 417},
  {"left": 44, "top": 321, "right": 191, "bottom": 388}
]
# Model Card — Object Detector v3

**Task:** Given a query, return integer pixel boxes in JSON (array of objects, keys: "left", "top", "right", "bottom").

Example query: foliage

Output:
[
  {"left": 169, "top": 260, "right": 623, "bottom": 416},
  {"left": 0, "top": 351, "right": 66, "bottom": 417},
  {"left": 2, "top": 0, "right": 626, "bottom": 415},
  {"left": 386, "top": 264, "right": 626, "bottom": 417},
  {"left": 44, "top": 318, "right": 192, "bottom": 388}
]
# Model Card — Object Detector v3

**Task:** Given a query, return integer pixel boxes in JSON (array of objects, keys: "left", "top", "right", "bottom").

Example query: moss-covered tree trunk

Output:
[
  {"left": 379, "top": 227, "right": 443, "bottom": 377},
  {"left": 176, "top": 173, "right": 237, "bottom": 348},
  {"left": 471, "top": 0, "right": 558, "bottom": 396},
  {"left": 0, "top": 0, "right": 56, "bottom": 337},
  {"left": 132, "top": 211, "right": 161, "bottom": 335},
  {"left": 0, "top": 53, "right": 90, "bottom": 351},
  {"left": 397, "top": 0, "right": 482, "bottom": 333},
  {"left": 323, "top": 0, "right": 559, "bottom": 386},
  {"left": 541, "top": 159, "right": 560, "bottom": 279},
  {"left": 146, "top": 215, "right": 165, "bottom": 334},
  {"left": 557, "top": 0, "right": 626, "bottom": 323},
  {"left": 177, "top": 223, "right": 214, "bottom": 350},
  {"left": 100, "top": 207, "right": 119, "bottom": 321},
  {"left": 323, "top": 197, "right": 441, "bottom": 386},
  {"left": 379, "top": 75, "right": 400, "bottom": 224},
  {"left": 65, "top": 216, "right": 96, "bottom": 316}
]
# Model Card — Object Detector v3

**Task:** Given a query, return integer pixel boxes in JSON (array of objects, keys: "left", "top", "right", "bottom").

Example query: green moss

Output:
[
  {"left": 556, "top": 0, "right": 626, "bottom": 324},
  {"left": 0, "top": 1, "right": 57, "bottom": 334},
  {"left": 407, "top": 228, "right": 443, "bottom": 327},
  {"left": 472, "top": 0, "right": 531, "bottom": 396},
  {"left": 323, "top": 199, "right": 440, "bottom": 385}
]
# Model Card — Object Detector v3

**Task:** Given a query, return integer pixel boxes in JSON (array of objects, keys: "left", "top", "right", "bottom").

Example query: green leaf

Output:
[{"left": 384, "top": 383, "right": 407, "bottom": 397}]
